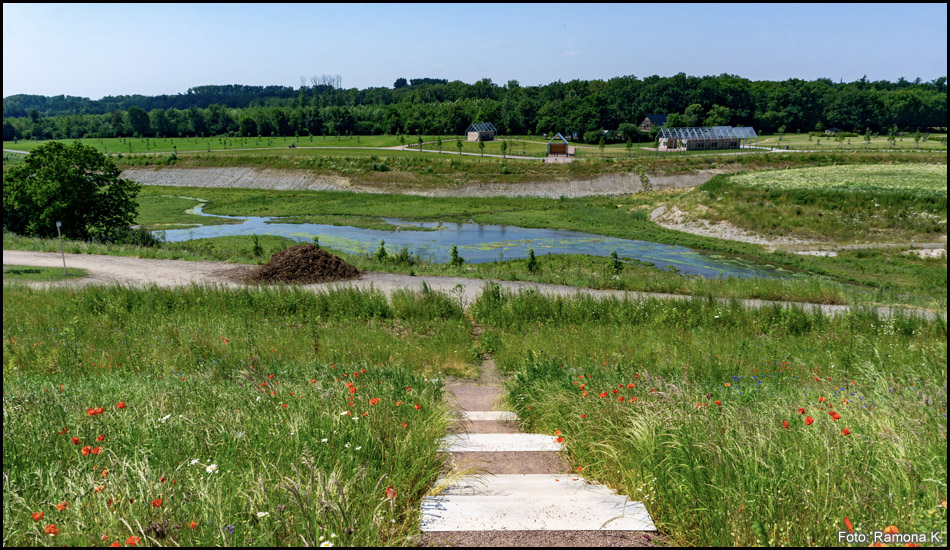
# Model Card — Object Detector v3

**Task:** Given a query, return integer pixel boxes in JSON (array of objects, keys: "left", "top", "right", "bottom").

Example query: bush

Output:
[{"left": 3, "top": 141, "right": 141, "bottom": 241}]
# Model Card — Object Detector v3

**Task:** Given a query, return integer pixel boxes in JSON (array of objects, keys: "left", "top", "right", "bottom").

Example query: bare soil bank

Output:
[{"left": 121, "top": 167, "right": 723, "bottom": 198}]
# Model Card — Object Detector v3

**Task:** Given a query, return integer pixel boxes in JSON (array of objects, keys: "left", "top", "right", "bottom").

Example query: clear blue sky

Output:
[{"left": 3, "top": 3, "right": 947, "bottom": 99}]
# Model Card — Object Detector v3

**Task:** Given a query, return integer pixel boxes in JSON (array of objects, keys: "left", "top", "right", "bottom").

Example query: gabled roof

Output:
[
  {"left": 547, "top": 133, "right": 569, "bottom": 145},
  {"left": 466, "top": 122, "right": 497, "bottom": 133},
  {"left": 657, "top": 126, "right": 757, "bottom": 140},
  {"left": 643, "top": 114, "right": 668, "bottom": 126}
]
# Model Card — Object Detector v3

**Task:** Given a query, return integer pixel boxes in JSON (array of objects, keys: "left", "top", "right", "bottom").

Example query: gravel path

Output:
[{"left": 4, "top": 250, "right": 942, "bottom": 320}]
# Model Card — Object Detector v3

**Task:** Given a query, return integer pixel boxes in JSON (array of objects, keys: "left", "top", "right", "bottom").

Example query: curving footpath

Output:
[{"left": 3, "top": 250, "right": 943, "bottom": 320}]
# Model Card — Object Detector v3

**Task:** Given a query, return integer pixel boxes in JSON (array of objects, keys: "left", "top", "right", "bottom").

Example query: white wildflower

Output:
[
  {"left": 206, "top": 463, "right": 218, "bottom": 474},
  {"left": 257, "top": 511, "right": 269, "bottom": 518}
]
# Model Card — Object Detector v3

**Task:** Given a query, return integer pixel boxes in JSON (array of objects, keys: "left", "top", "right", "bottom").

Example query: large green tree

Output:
[{"left": 3, "top": 142, "right": 141, "bottom": 240}]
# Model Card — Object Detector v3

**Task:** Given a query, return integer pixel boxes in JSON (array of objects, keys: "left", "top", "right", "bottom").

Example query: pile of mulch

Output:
[{"left": 249, "top": 244, "right": 360, "bottom": 284}]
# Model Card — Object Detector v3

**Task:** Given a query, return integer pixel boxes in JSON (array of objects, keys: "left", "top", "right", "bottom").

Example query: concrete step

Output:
[
  {"left": 441, "top": 433, "right": 563, "bottom": 453},
  {"left": 463, "top": 411, "right": 518, "bottom": 421},
  {"left": 422, "top": 474, "right": 656, "bottom": 531},
  {"left": 422, "top": 484, "right": 655, "bottom": 531}
]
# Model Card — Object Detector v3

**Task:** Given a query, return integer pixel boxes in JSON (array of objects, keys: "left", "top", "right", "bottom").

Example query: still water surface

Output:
[{"left": 159, "top": 206, "right": 792, "bottom": 279}]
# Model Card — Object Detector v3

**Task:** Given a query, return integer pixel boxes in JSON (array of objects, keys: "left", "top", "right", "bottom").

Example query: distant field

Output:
[
  {"left": 733, "top": 164, "right": 948, "bottom": 196},
  {"left": 755, "top": 132, "right": 948, "bottom": 151},
  {"left": 4, "top": 135, "right": 442, "bottom": 154}
]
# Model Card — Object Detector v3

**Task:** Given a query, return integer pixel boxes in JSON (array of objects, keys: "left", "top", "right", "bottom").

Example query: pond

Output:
[{"left": 159, "top": 206, "right": 794, "bottom": 280}]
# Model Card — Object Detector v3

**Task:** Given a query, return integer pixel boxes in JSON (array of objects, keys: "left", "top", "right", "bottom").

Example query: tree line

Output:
[{"left": 3, "top": 73, "right": 946, "bottom": 142}]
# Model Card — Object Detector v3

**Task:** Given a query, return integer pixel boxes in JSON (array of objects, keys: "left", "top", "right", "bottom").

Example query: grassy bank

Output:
[
  {"left": 3, "top": 264, "right": 87, "bottom": 282},
  {"left": 664, "top": 165, "right": 947, "bottom": 243},
  {"left": 471, "top": 288, "right": 948, "bottom": 546},
  {"left": 5, "top": 229, "right": 945, "bottom": 312},
  {"left": 2, "top": 285, "right": 474, "bottom": 546}
]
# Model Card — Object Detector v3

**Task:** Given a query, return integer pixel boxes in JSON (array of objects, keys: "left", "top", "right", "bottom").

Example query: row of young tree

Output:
[{"left": 3, "top": 73, "right": 946, "bottom": 142}]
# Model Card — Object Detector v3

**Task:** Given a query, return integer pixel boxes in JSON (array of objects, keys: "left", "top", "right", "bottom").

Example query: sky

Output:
[{"left": 3, "top": 3, "right": 948, "bottom": 99}]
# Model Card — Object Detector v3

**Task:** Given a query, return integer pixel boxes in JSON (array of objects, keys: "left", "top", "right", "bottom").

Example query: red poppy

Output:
[
  {"left": 109, "top": 542, "right": 122, "bottom": 547},
  {"left": 348, "top": 386, "right": 357, "bottom": 394},
  {"left": 44, "top": 524, "right": 60, "bottom": 536},
  {"left": 556, "top": 436, "right": 565, "bottom": 443},
  {"left": 386, "top": 486, "right": 397, "bottom": 499},
  {"left": 81, "top": 446, "right": 92, "bottom": 456},
  {"left": 782, "top": 421, "right": 789, "bottom": 429},
  {"left": 798, "top": 408, "right": 806, "bottom": 414},
  {"left": 580, "top": 414, "right": 586, "bottom": 419},
  {"left": 599, "top": 392, "right": 608, "bottom": 398},
  {"left": 715, "top": 400, "right": 721, "bottom": 405},
  {"left": 189, "top": 521, "right": 198, "bottom": 529},
  {"left": 805, "top": 416, "right": 815, "bottom": 426},
  {"left": 841, "top": 428, "right": 851, "bottom": 436},
  {"left": 116, "top": 402, "right": 126, "bottom": 409},
  {"left": 151, "top": 498, "right": 162, "bottom": 508},
  {"left": 31, "top": 511, "right": 44, "bottom": 521},
  {"left": 160, "top": 477, "right": 166, "bottom": 483},
  {"left": 71, "top": 437, "right": 81, "bottom": 445},
  {"left": 91, "top": 447, "right": 102, "bottom": 455},
  {"left": 414, "top": 404, "right": 421, "bottom": 410},
  {"left": 829, "top": 411, "right": 841, "bottom": 420},
  {"left": 96, "top": 434, "right": 106, "bottom": 442},
  {"left": 55, "top": 502, "right": 68, "bottom": 511},
  {"left": 618, "top": 396, "right": 624, "bottom": 402},
  {"left": 268, "top": 374, "right": 274, "bottom": 379},
  {"left": 369, "top": 398, "right": 380, "bottom": 405},
  {"left": 882, "top": 526, "right": 899, "bottom": 534},
  {"left": 126, "top": 535, "right": 141, "bottom": 546}
]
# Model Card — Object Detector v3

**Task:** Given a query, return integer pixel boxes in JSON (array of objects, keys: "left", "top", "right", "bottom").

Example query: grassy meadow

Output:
[
  {"left": 665, "top": 164, "right": 947, "bottom": 243},
  {"left": 2, "top": 285, "right": 475, "bottom": 547},
  {"left": 472, "top": 288, "right": 948, "bottom": 546}
]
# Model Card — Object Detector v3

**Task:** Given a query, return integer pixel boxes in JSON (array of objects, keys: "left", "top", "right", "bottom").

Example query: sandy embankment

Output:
[{"left": 121, "top": 167, "right": 723, "bottom": 198}]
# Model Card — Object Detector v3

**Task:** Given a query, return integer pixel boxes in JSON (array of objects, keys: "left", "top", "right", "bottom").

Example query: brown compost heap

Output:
[{"left": 249, "top": 244, "right": 361, "bottom": 284}]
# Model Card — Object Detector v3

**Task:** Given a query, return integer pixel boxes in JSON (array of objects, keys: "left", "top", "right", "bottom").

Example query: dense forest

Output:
[{"left": 3, "top": 73, "right": 946, "bottom": 142}]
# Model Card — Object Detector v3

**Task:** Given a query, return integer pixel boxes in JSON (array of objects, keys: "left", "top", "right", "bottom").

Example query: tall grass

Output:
[
  {"left": 2, "top": 285, "right": 477, "bottom": 546},
  {"left": 473, "top": 288, "right": 948, "bottom": 546}
]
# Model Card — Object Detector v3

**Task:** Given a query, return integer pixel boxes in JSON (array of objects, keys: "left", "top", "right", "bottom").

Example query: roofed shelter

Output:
[
  {"left": 547, "top": 133, "right": 570, "bottom": 156},
  {"left": 466, "top": 122, "right": 496, "bottom": 142},
  {"left": 656, "top": 126, "right": 757, "bottom": 151}
]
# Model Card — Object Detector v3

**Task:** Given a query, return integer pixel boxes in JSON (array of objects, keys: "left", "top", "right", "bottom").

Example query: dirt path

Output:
[{"left": 4, "top": 250, "right": 943, "bottom": 320}]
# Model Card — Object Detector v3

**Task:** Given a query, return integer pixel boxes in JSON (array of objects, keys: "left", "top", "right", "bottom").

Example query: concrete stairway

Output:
[{"left": 419, "top": 359, "right": 656, "bottom": 546}]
